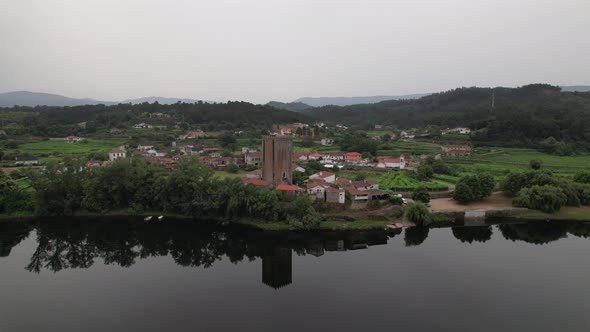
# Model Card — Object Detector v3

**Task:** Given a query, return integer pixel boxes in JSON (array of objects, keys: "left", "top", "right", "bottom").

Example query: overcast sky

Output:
[{"left": 0, "top": 0, "right": 589, "bottom": 103}]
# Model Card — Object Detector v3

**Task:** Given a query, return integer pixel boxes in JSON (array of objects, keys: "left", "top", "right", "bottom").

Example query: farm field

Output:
[
  {"left": 446, "top": 147, "right": 590, "bottom": 179},
  {"left": 16, "top": 139, "right": 125, "bottom": 156}
]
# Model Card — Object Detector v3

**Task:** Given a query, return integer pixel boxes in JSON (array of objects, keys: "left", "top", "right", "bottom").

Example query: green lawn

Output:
[{"left": 214, "top": 170, "right": 246, "bottom": 179}]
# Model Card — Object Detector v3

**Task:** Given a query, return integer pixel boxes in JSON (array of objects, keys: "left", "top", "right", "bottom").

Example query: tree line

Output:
[{"left": 0, "top": 158, "right": 321, "bottom": 229}]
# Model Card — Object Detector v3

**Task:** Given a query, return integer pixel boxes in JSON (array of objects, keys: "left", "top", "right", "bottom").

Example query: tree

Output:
[
  {"left": 405, "top": 201, "right": 431, "bottom": 226},
  {"left": 453, "top": 182, "right": 474, "bottom": 203},
  {"left": 411, "top": 187, "right": 431, "bottom": 203},
  {"left": 226, "top": 163, "right": 239, "bottom": 173},
  {"left": 300, "top": 138, "right": 314, "bottom": 147},
  {"left": 454, "top": 173, "right": 495, "bottom": 202},
  {"left": 529, "top": 159, "right": 543, "bottom": 170},
  {"left": 513, "top": 185, "right": 567, "bottom": 213},
  {"left": 574, "top": 171, "right": 590, "bottom": 184},
  {"left": 416, "top": 165, "right": 434, "bottom": 180}
]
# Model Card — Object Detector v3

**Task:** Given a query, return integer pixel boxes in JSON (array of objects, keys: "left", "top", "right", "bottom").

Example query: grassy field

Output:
[
  {"left": 445, "top": 147, "right": 590, "bottom": 180},
  {"left": 214, "top": 170, "right": 246, "bottom": 179},
  {"left": 16, "top": 139, "right": 125, "bottom": 156}
]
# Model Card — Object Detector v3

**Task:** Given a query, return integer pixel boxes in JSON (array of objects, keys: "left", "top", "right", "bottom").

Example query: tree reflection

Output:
[
  {"left": 498, "top": 222, "right": 569, "bottom": 245},
  {"left": 452, "top": 226, "right": 492, "bottom": 243},
  {"left": 0, "top": 222, "right": 32, "bottom": 257},
  {"left": 404, "top": 227, "right": 429, "bottom": 246}
]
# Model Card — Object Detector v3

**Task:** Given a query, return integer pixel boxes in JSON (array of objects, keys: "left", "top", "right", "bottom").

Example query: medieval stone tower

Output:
[{"left": 262, "top": 136, "right": 292, "bottom": 187}]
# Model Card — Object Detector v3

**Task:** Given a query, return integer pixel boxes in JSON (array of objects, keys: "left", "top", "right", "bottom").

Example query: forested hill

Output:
[
  {"left": 0, "top": 101, "right": 311, "bottom": 137},
  {"left": 303, "top": 84, "right": 590, "bottom": 144}
]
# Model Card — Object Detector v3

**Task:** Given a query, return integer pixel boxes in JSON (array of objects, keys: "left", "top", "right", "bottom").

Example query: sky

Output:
[{"left": 0, "top": 0, "right": 589, "bottom": 104}]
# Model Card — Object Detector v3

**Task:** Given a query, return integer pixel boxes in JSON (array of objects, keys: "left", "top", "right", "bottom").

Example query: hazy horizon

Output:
[{"left": 1, "top": 0, "right": 589, "bottom": 104}]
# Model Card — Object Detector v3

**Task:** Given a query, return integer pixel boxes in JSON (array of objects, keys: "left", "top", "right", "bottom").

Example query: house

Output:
[
  {"left": 442, "top": 145, "right": 471, "bottom": 156},
  {"left": 242, "top": 147, "right": 258, "bottom": 154},
  {"left": 293, "top": 164, "right": 306, "bottom": 173},
  {"left": 280, "top": 127, "right": 293, "bottom": 135},
  {"left": 85, "top": 160, "right": 103, "bottom": 167},
  {"left": 345, "top": 152, "right": 362, "bottom": 162},
  {"left": 444, "top": 127, "right": 471, "bottom": 135},
  {"left": 187, "top": 130, "right": 208, "bottom": 139},
  {"left": 292, "top": 153, "right": 309, "bottom": 162},
  {"left": 276, "top": 184, "right": 299, "bottom": 200},
  {"left": 242, "top": 178, "right": 272, "bottom": 188},
  {"left": 374, "top": 124, "right": 383, "bottom": 129},
  {"left": 201, "top": 147, "right": 220, "bottom": 155},
  {"left": 335, "top": 178, "right": 352, "bottom": 187},
  {"left": 348, "top": 187, "right": 369, "bottom": 201},
  {"left": 306, "top": 181, "right": 327, "bottom": 200},
  {"left": 246, "top": 169, "right": 262, "bottom": 179},
  {"left": 322, "top": 153, "right": 345, "bottom": 163},
  {"left": 325, "top": 187, "right": 345, "bottom": 204},
  {"left": 351, "top": 179, "right": 379, "bottom": 191},
  {"left": 109, "top": 149, "right": 126, "bottom": 161},
  {"left": 133, "top": 123, "right": 152, "bottom": 129},
  {"left": 1, "top": 167, "right": 17, "bottom": 175},
  {"left": 320, "top": 138, "right": 334, "bottom": 146},
  {"left": 376, "top": 155, "right": 406, "bottom": 169},
  {"left": 110, "top": 128, "right": 123, "bottom": 134},
  {"left": 64, "top": 136, "right": 83, "bottom": 143},
  {"left": 137, "top": 144, "right": 154, "bottom": 151},
  {"left": 309, "top": 171, "right": 336, "bottom": 184},
  {"left": 245, "top": 151, "right": 262, "bottom": 166},
  {"left": 14, "top": 156, "right": 38, "bottom": 166},
  {"left": 308, "top": 153, "right": 323, "bottom": 160}
]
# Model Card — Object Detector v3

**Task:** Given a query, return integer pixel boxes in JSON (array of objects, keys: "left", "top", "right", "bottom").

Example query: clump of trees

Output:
[
  {"left": 502, "top": 169, "right": 590, "bottom": 213},
  {"left": 338, "top": 132, "right": 378, "bottom": 156},
  {"left": 513, "top": 185, "right": 567, "bottom": 213},
  {"left": 5, "top": 158, "right": 321, "bottom": 227},
  {"left": 411, "top": 187, "right": 431, "bottom": 203},
  {"left": 452, "top": 173, "right": 495, "bottom": 203}
]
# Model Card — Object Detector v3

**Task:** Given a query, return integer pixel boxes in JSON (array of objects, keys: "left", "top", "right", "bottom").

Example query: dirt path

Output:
[{"left": 429, "top": 192, "right": 517, "bottom": 212}]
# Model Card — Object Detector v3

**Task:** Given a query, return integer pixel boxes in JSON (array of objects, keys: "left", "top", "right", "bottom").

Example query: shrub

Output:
[
  {"left": 405, "top": 201, "right": 431, "bottom": 226},
  {"left": 411, "top": 187, "right": 431, "bottom": 203},
  {"left": 416, "top": 165, "right": 434, "bottom": 180},
  {"left": 226, "top": 163, "right": 239, "bottom": 173}
]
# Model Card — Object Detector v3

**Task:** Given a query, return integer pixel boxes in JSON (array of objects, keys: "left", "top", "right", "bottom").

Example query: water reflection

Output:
[{"left": 2, "top": 219, "right": 590, "bottom": 289}]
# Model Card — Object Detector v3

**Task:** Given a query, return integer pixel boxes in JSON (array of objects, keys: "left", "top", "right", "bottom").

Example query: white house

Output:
[
  {"left": 306, "top": 181, "right": 327, "bottom": 200},
  {"left": 309, "top": 171, "right": 336, "bottom": 184},
  {"left": 64, "top": 136, "right": 83, "bottom": 143},
  {"left": 320, "top": 138, "right": 334, "bottom": 146},
  {"left": 133, "top": 123, "right": 153, "bottom": 129},
  {"left": 376, "top": 155, "right": 406, "bottom": 169},
  {"left": 15, "top": 156, "right": 38, "bottom": 166},
  {"left": 109, "top": 149, "right": 126, "bottom": 161}
]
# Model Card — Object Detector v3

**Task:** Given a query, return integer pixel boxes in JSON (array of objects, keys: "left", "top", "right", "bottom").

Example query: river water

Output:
[{"left": 1, "top": 218, "right": 589, "bottom": 331}]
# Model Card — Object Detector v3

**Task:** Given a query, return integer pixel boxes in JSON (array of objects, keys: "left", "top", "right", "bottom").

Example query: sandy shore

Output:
[{"left": 429, "top": 192, "right": 516, "bottom": 212}]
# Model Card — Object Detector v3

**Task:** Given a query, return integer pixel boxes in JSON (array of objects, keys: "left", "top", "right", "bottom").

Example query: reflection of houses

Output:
[{"left": 262, "top": 248, "right": 292, "bottom": 289}]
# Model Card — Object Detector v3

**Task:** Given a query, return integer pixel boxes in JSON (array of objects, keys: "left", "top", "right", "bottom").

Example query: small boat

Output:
[
  {"left": 144, "top": 216, "right": 153, "bottom": 221},
  {"left": 158, "top": 215, "right": 164, "bottom": 221}
]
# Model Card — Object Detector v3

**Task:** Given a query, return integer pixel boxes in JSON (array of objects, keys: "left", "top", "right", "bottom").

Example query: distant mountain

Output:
[
  {"left": 266, "top": 101, "right": 313, "bottom": 112},
  {"left": 561, "top": 85, "right": 590, "bottom": 92},
  {"left": 0, "top": 91, "right": 210, "bottom": 107},
  {"left": 122, "top": 97, "right": 208, "bottom": 104},
  {"left": 0, "top": 91, "right": 114, "bottom": 107},
  {"left": 293, "top": 94, "right": 430, "bottom": 107}
]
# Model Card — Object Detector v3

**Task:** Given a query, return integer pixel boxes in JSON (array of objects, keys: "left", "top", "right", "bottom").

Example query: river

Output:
[{"left": 1, "top": 218, "right": 589, "bottom": 331}]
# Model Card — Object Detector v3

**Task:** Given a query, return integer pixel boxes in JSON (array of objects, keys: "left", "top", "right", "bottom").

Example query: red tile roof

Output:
[
  {"left": 306, "top": 181, "right": 326, "bottom": 189},
  {"left": 347, "top": 188, "right": 369, "bottom": 195},
  {"left": 325, "top": 187, "right": 344, "bottom": 193},
  {"left": 310, "top": 171, "right": 334, "bottom": 179}
]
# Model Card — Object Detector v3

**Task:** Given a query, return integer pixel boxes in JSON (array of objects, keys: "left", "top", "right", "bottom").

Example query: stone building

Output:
[{"left": 262, "top": 136, "right": 293, "bottom": 187}]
